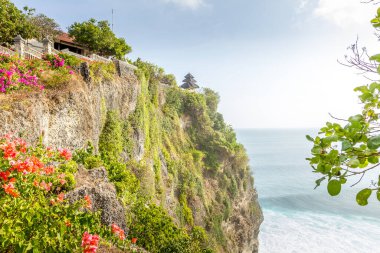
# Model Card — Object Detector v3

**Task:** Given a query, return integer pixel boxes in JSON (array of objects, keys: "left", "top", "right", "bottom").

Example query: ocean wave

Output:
[{"left": 260, "top": 193, "right": 380, "bottom": 219}]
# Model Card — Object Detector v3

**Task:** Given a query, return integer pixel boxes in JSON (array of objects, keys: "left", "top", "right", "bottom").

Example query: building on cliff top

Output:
[
  {"left": 54, "top": 33, "right": 89, "bottom": 56},
  {"left": 181, "top": 73, "right": 199, "bottom": 90}
]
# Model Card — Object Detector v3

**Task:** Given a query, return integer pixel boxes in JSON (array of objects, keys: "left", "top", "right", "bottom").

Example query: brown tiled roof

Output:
[{"left": 57, "top": 33, "right": 75, "bottom": 45}]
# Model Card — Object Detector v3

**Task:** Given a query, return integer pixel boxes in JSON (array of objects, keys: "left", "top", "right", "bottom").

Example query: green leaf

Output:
[
  {"left": 370, "top": 54, "right": 380, "bottom": 62},
  {"left": 339, "top": 177, "right": 347, "bottom": 184},
  {"left": 311, "top": 146, "right": 322, "bottom": 154},
  {"left": 369, "top": 82, "right": 380, "bottom": 91},
  {"left": 377, "top": 190, "right": 380, "bottom": 202},
  {"left": 348, "top": 115, "right": 363, "bottom": 123},
  {"left": 306, "top": 135, "right": 314, "bottom": 142},
  {"left": 327, "top": 180, "right": 341, "bottom": 196},
  {"left": 341, "top": 140, "right": 352, "bottom": 151},
  {"left": 368, "top": 156, "right": 379, "bottom": 164},
  {"left": 356, "top": 189, "right": 372, "bottom": 206},
  {"left": 347, "top": 158, "right": 360, "bottom": 168},
  {"left": 367, "top": 135, "right": 380, "bottom": 150},
  {"left": 314, "top": 177, "right": 326, "bottom": 189}
]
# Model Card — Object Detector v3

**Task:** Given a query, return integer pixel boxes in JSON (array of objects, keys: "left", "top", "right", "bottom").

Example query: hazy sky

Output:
[{"left": 12, "top": 0, "right": 380, "bottom": 128}]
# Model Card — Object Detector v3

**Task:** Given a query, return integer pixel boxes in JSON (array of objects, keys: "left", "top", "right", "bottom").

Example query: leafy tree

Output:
[
  {"left": 28, "top": 13, "right": 62, "bottom": 41},
  {"left": 307, "top": 7, "right": 380, "bottom": 206},
  {"left": 0, "top": 0, "right": 37, "bottom": 45},
  {"left": 68, "top": 18, "right": 132, "bottom": 60}
]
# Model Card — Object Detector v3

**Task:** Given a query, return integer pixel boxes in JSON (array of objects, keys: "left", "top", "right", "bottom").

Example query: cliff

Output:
[{"left": 0, "top": 61, "right": 262, "bottom": 252}]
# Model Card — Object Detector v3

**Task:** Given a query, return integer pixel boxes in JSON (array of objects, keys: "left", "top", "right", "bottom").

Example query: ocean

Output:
[{"left": 236, "top": 129, "right": 380, "bottom": 253}]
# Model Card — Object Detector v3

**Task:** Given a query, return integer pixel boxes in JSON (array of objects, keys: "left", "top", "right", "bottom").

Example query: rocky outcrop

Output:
[
  {"left": 222, "top": 189, "right": 263, "bottom": 253},
  {"left": 66, "top": 166, "right": 128, "bottom": 232}
]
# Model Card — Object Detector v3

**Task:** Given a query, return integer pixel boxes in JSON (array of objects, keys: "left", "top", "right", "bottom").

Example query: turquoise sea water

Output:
[{"left": 236, "top": 129, "right": 380, "bottom": 253}]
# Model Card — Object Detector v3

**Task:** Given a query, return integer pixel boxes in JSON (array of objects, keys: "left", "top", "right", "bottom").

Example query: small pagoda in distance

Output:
[{"left": 181, "top": 73, "right": 199, "bottom": 90}]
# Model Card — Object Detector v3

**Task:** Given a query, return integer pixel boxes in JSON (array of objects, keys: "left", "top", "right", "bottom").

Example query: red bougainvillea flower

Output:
[
  {"left": 131, "top": 237, "right": 138, "bottom": 244},
  {"left": 57, "top": 173, "right": 66, "bottom": 185},
  {"left": 81, "top": 232, "right": 99, "bottom": 253},
  {"left": 65, "top": 220, "right": 71, "bottom": 227},
  {"left": 1, "top": 141, "right": 18, "bottom": 159},
  {"left": 50, "top": 193, "right": 65, "bottom": 206},
  {"left": 11, "top": 156, "right": 44, "bottom": 174},
  {"left": 43, "top": 166, "right": 55, "bottom": 175},
  {"left": 14, "top": 138, "right": 27, "bottom": 153},
  {"left": 0, "top": 171, "right": 10, "bottom": 181},
  {"left": 39, "top": 180, "right": 52, "bottom": 191},
  {"left": 33, "top": 179, "right": 39, "bottom": 187},
  {"left": 2, "top": 179, "right": 19, "bottom": 197},
  {"left": 111, "top": 224, "right": 125, "bottom": 240},
  {"left": 57, "top": 193, "right": 65, "bottom": 202},
  {"left": 58, "top": 148, "right": 72, "bottom": 160},
  {"left": 84, "top": 195, "right": 92, "bottom": 209},
  {"left": 46, "top": 147, "right": 53, "bottom": 157}
]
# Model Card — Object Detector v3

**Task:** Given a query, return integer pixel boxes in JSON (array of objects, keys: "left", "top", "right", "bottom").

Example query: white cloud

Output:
[
  {"left": 297, "top": 0, "right": 309, "bottom": 13},
  {"left": 163, "top": 0, "right": 205, "bottom": 9},
  {"left": 314, "top": 0, "right": 375, "bottom": 28}
]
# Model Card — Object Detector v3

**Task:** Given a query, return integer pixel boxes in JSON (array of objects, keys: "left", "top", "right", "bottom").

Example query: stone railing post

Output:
[
  {"left": 42, "top": 38, "right": 53, "bottom": 55},
  {"left": 14, "top": 35, "right": 26, "bottom": 59}
]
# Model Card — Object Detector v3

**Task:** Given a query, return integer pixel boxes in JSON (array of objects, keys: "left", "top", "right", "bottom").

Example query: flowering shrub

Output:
[
  {"left": 0, "top": 53, "right": 44, "bottom": 92},
  {"left": 0, "top": 53, "right": 76, "bottom": 93},
  {"left": 0, "top": 134, "right": 130, "bottom": 252}
]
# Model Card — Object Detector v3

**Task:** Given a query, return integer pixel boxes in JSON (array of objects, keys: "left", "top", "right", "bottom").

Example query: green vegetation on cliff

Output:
[{"left": 86, "top": 59, "right": 256, "bottom": 252}]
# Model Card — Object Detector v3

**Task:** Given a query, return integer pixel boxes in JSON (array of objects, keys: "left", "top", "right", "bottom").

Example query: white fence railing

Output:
[
  {"left": 0, "top": 45, "right": 16, "bottom": 56},
  {"left": 61, "top": 49, "right": 93, "bottom": 61},
  {"left": 90, "top": 54, "right": 112, "bottom": 63},
  {"left": 24, "top": 45, "right": 43, "bottom": 60}
]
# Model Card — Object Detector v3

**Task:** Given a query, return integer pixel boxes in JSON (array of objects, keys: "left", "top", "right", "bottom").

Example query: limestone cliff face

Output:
[
  {"left": 0, "top": 72, "right": 262, "bottom": 253},
  {"left": 0, "top": 74, "right": 139, "bottom": 150}
]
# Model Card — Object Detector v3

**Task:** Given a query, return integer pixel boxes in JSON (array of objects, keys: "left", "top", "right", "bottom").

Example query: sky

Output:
[{"left": 12, "top": 0, "right": 380, "bottom": 128}]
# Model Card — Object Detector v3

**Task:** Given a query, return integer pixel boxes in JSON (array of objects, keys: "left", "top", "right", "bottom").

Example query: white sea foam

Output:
[{"left": 260, "top": 208, "right": 380, "bottom": 253}]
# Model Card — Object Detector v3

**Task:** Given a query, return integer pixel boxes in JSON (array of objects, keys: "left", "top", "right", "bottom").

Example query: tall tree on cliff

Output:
[
  {"left": 27, "top": 13, "right": 62, "bottom": 41},
  {"left": 0, "top": 0, "right": 37, "bottom": 45},
  {"left": 68, "top": 19, "right": 132, "bottom": 60}
]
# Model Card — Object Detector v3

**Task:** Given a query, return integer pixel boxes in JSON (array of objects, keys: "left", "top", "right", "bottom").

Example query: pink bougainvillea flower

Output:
[
  {"left": 57, "top": 173, "right": 66, "bottom": 185},
  {"left": 39, "top": 180, "right": 52, "bottom": 191}
]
